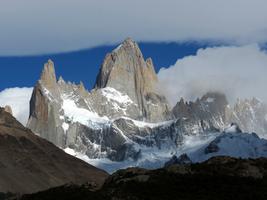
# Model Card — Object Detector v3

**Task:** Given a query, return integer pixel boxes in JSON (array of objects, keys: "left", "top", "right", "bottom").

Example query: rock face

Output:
[
  {"left": 94, "top": 38, "right": 171, "bottom": 122},
  {"left": 226, "top": 98, "right": 267, "bottom": 137},
  {"left": 28, "top": 59, "right": 64, "bottom": 147},
  {"left": 0, "top": 107, "right": 108, "bottom": 194},
  {"left": 164, "top": 154, "right": 192, "bottom": 167},
  {"left": 173, "top": 92, "right": 228, "bottom": 131},
  {"left": 40, "top": 60, "right": 58, "bottom": 90},
  {"left": 172, "top": 92, "right": 267, "bottom": 137}
]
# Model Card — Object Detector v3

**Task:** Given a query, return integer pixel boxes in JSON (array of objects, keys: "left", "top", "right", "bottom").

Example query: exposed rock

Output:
[
  {"left": 40, "top": 59, "right": 57, "bottom": 90},
  {"left": 172, "top": 92, "right": 267, "bottom": 137},
  {"left": 225, "top": 98, "right": 267, "bottom": 137},
  {"left": 164, "top": 154, "right": 192, "bottom": 167},
  {"left": 172, "top": 92, "right": 228, "bottom": 131},
  {"left": 205, "top": 141, "right": 220, "bottom": 154},
  {"left": 95, "top": 38, "right": 172, "bottom": 122}
]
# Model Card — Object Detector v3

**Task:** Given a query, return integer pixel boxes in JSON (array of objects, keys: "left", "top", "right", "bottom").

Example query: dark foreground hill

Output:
[
  {"left": 0, "top": 107, "right": 108, "bottom": 195},
  {"left": 19, "top": 156, "right": 267, "bottom": 200}
]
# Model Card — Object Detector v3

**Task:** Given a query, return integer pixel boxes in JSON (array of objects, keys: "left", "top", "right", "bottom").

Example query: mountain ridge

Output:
[{"left": 0, "top": 107, "right": 108, "bottom": 194}]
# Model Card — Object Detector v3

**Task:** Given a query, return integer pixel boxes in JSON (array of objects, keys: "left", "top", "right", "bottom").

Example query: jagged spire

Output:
[
  {"left": 79, "top": 81, "right": 85, "bottom": 89},
  {"left": 95, "top": 38, "right": 155, "bottom": 90},
  {"left": 146, "top": 57, "right": 153, "bottom": 67},
  {"left": 122, "top": 37, "right": 136, "bottom": 47},
  {"left": 179, "top": 97, "right": 185, "bottom": 105},
  {"left": 94, "top": 37, "right": 171, "bottom": 121},
  {"left": 78, "top": 81, "right": 87, "bottom": 94},
  {"left": 58, "top": 76, "right": 65, "bottom": 84},
  {"left": 40, "top": 59, "right": 57, "bottom": 89}
]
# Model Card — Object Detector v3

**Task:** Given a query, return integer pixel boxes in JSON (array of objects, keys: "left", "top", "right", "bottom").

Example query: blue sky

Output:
[{"left": 0, "top": 42, "right": 209, "bottom": 91}]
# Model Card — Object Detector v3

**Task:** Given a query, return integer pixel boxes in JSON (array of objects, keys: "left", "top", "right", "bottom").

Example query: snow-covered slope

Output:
[
  {"left": 78, "top": 124, "right": 267, "bottom": 173},
  {"left": 183, "top": 125, "right": 267, "bottom": 163},
  {"left": 64, "top": 132, "right": 219, "bottom": 173}
]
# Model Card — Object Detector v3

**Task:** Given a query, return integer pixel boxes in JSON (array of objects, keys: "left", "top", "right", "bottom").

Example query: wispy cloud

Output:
[{"left": 0, "top": 0, "right": 267, "bottom": 55}]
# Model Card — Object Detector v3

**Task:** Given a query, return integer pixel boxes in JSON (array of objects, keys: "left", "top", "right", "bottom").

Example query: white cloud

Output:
[
  {"left": 158, "top": 44, "right": 267, "bottom": 106},
  {"left": 0, "top": 0, "right": 267, "bottom": 55},
  {"left": 0, "top": 87, "right": 33, "bottom": 125}
]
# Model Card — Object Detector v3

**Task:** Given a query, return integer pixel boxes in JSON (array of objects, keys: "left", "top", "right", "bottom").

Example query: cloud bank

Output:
[
  {"left": 0, "top": 0, "right": 267, "bottom": 55},
  {"left": 0, "top": 87, "right": 33, "bottom": 125},
  {"left": 158, "top": 44, "right": 267, "bottom": 106}
]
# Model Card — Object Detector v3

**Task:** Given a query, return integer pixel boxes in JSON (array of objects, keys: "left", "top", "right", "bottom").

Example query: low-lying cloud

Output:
[
  {"left": 158, "top": 44, "right": 267, "bottom": 106},
  {"left": 0, "top": 0, "right": 267, "bottom": 55},
  {"left": 0, "top": 87, "right": 33, "bottom": 125}
]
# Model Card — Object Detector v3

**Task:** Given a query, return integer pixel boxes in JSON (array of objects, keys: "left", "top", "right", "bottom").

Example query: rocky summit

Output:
[{"left": 95, "top": 38, "right": 171, "bottom": 122}]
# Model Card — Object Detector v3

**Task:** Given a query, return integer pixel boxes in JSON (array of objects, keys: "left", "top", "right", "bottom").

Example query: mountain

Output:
[
  {"left": 94, "top": 38, "right": 171, "bottom": 122},
  {"left": 27, "top": 39, "right": 186, "bottom": 162},
  {"left": 171, "top": 124, "right": 267, "bottom": 164},
  {"left": 227, "top": 98, "right": 267, "bottom": 137},
  {"left": 172, "top": 92, "right": 228, "bottom": 130},
  {"left": 19, "top": 156, "right": 267, "bottom": 200},
  {"left": 173, "top": 92, "right": 267, "bottom": 137},
  {"left": 27, "top": 38, "right": 267, "bottom": 169},
  {"left": 0, "top": 107, "right": 108, "bottom": 194}
]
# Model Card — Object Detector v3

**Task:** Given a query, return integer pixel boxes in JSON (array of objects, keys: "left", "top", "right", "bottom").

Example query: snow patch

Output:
[
  {"left": 114, "top": 44, "right": 123, "bottom": 52},
  {"left": 224, "top": 124, "right": 240, "bottom": 133},
  {"left": 188, "top": 132, "right": 267, "bottom": 162},
  {"left": 64, "top": 148, "right": 76, "bottom": 156},
  {"left": 42, "top": 87, "right": 55, "bottom": 102},
  {"left": 122, "top": 117, "right": 175, "bottom": 128},
  {"left": 62, "top": 122, "right": 69, "bottom": 133},
  {"left": 101, "top": 87, "right": 133, "bottom": 105},
  {"left": 62, "top": 98, "right": 110, "bottom": 129}
]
